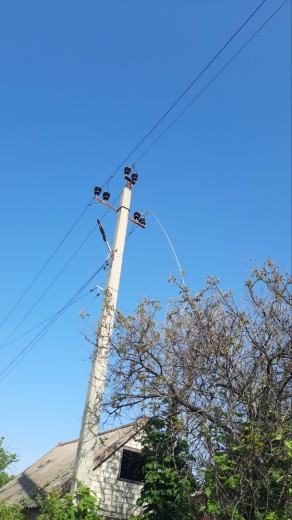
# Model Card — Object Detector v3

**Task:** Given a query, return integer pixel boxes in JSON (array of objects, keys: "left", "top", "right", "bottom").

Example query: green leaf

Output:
[
  {"left": 227, "top": 476, "right": 238, "bottom": 490},
  {"left": 207, "top": 500, "right": 220, "bottom": 514},
  {"left": 205, "top": 486, "right": 212, "bottom": 497}
]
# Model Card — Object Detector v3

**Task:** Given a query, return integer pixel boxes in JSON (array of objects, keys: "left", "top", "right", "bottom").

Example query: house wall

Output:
[{"left": 91, "top": 437, "right": 143, "bottom": 519}]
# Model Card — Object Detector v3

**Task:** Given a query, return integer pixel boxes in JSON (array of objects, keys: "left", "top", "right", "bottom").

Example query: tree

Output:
[
  {"left": 0, "top": 437, "right": 18, "bottom": 489},
  {"left": 135, "top": 410, "right": 197, "bottom": 520},
  {"left": 103, "top": 260, "right": 292, "bottom": 519}
]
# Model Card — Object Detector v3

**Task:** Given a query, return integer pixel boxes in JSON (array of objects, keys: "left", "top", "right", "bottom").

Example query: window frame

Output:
[{"left": 118, "top": 446, "right": 144, "bottom": 484}]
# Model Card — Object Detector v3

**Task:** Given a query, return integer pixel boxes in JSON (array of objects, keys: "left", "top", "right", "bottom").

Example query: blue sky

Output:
[{"left": 0, "top": 0, "right": 290, "bottom": 474}]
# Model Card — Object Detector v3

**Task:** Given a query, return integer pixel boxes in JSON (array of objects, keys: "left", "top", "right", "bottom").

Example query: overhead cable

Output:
[
  {"left": 134, "top": 0, "right": 288, "bottom": 164},
  {"left": 0, "top": 225, "right": 97, "bottom": 349},
  {"left": 0, "top": 0, "right": 286, "bottom": 380},
  {"left": 1, "top": 194, "right": 121, "bottom": 350},
  {"left": 0, "top": 0, "right": 272, "bottom": 337},
  {"left": 1, "top": 192, "right": 120, "bottom": 348},
  {"left": 0, "top": 199, "right": 93, "bottom": 328},
  {"left": 102, "top": 0, "right": 268, "bottom": 185},
  {"left": 1, "top": 219, "right": 137, "bottom": 353},
  {"left": 147, "top": 211, "right": 186, "bottom": 287},
  {"left": 0, "top": 261, "right": 109, "bottom": 383}
]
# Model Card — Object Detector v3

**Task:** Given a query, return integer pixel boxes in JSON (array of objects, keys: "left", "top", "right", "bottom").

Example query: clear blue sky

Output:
[{"left": 0, "top": 0, "right": 290, "bottom": 474}]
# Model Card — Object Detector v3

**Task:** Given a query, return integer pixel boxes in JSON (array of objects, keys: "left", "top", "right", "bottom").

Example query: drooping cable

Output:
[{"left": 147, "top": 211, "right": 186, "bottom": 287}]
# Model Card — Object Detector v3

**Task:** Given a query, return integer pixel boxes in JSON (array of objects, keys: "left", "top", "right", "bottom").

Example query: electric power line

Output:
[
  {"left": 0, "top": 221, "right": 137, "bottom": 353},
  {"left": 0, "top": 209, "right": 140, "bottom": 381},
  {"left": 0, "top": 297, "right": 83, "bottom": 351},
  {"left": 0, "top": 225, "right": 98, "bottom": 349},
  {"left": 0, "top": 288, "right": 103, "bottom": 351},
  {"left": 147, "top": 211, "right": 186, "bottom": 287},
  {"left": 134, "top": 0, "right": 288, "bottom": 164},
  {"left": 0, "top": 208, "right": 140, "bottom": 356},
  {"left": 0, "top": 261, "right": 109, "bottom": 383},
  {"left": 0, "top": 0, "right": 271, "bottom": 340},
  {"left": 0, "top": 199, "right": 93, "bottom": 329},
  {"left": 131, "top": 2, "right": 289, "bottom": 294},
  {"left": 0, "top": 193, "right": 121, "bottom": 350},
  {"left": 102, "top": 0, "right": 269, "bottom": 185},
  {"left": 0, "top": 0, "right": 286, "bottom": 381}
]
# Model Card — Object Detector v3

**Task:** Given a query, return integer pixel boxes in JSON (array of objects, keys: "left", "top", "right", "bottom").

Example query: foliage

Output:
[
  {"left": 200, "top": 417, "right": 292, "bottom": 519},
  {"left": 0, "top": 485, "right": 102, "bottom": 520},
  {"left": 0, "top": 437, "right": 18, "bottom": 489},
  {"left": 37, "top": 485, "right": 103, "bottom": 520},
  {"left": 0, "top": 501, "right": 24, "bottom": 520},
  {"left": 104, "top": 260, "right": 292, "bottom": 519},
  {"left": 134, "top": 412, "right": 197, "bottom": 520}
]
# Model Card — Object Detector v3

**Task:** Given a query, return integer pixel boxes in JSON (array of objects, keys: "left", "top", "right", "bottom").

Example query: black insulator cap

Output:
[
  {"left": 133, "top": 211, "right": 141, "bottom": 221},
  {"left": 139, "top": 217, "right": 146, "bottom": 227},
  {"left": 103, "top": 191, "right": 110, "bottom": 201},
  {"left": 131, "top": 173, "right": 138, "bottom": 185},
  {"left": 124, "top": 166, "right": 131, "bottom": 176},
  {"left": 94, "top": 186, "right": 102, "bottom": 197}
]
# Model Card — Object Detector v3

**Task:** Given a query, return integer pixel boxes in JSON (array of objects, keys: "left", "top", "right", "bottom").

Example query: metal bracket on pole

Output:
[{"left": 97, "top": 219, "right": 112, "bottom": 254}]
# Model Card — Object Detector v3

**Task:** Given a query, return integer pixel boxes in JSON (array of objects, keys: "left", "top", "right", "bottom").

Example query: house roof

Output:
[{"left": 0, "top": 422, "right": 140, "bottom": 508}]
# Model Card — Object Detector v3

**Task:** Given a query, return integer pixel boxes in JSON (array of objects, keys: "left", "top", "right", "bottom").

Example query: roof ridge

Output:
[
  {"left": 99, "top": 420, "right": 138, "bottom": 436},
  {"left": 57, "top": 420, "right": 139, "bottom": 447},
  {"left": 57, "top": 438, "right": 79, "bottom": 446}
]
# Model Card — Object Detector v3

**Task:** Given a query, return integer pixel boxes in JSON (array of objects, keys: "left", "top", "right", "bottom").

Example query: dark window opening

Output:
[{"left": 119, "top": 449, "right": 144, "bottom": 482}]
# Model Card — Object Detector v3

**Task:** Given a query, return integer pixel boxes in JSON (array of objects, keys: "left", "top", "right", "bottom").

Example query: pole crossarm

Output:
[{"left": 94, "top": 197, "right": 146, "bottom": 228}]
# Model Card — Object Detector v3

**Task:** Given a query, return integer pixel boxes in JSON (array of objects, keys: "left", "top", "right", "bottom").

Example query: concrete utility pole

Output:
[{"left": 73, "top": 172, "right": 144, "bottom": 490}]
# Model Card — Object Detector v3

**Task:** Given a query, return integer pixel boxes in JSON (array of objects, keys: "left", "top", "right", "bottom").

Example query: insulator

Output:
[
  {"left": 139, "top": 217, "right": 146, "bottom": 227},
  {"left": 131, "top": 173, "right": 138, "bottom": 185},
  {"left": 103, "top": 192, "right": 110, "bottom": 201},
  {"left": 124, "top": 166, "right": 131, "bottom": 176},
  {"left": 133, "top": 211, "right": 141, "bottom": 221},
  {"left": 94, "top": 186, "right": 102, "bottom": 197}
]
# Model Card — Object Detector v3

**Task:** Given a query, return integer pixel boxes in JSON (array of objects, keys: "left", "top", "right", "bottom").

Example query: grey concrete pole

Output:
[{"left": 73, "top": 184, "right": 132, "bottom": 489}]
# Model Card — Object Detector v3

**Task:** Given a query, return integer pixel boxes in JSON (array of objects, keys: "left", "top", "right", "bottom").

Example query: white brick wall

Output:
[{"left": 91, "top": 437, "right": 142, "bottom": 519}]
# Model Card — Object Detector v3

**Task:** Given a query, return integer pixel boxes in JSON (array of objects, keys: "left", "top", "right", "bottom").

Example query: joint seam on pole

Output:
[{"left": 118, "top": 205, "right": 130, "bottom": 212}]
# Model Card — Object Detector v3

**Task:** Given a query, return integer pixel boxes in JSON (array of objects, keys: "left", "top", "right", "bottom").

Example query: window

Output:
[{"left": 119, "top": 449, "right": 144, "bottom": 482}]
